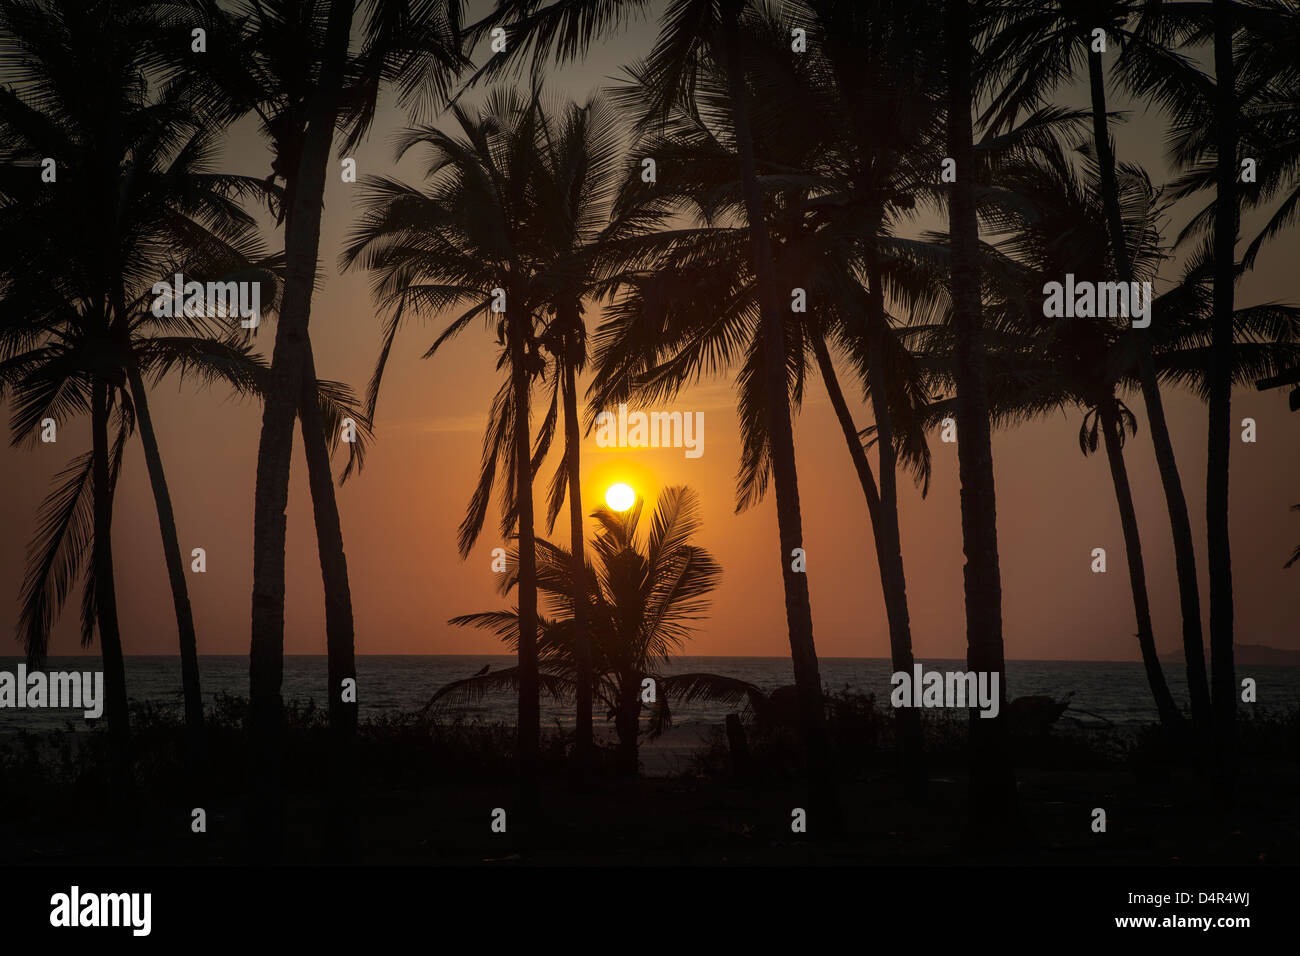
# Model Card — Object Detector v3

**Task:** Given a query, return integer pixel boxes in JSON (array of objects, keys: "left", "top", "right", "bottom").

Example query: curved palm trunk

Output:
[
  {"left": 91, "top": 378, "right": 134, "bottom": 807},
  {"left": 247, "top": 0, "right": 353, "bottom": 860},
  {"left": 862, "top": 262, "right": 927, "bottom": 801},
  {"left": 509, "top": 301, "right": 541, "bottom": 826},
  {"left": 1208, "top": 0, "right": 1239, "bottom": 805},
  {"left": 299, "top": 341, "right": 359, "bottom": 857},
  {"left": 946, "top": 0, "right": 1015, "bottom": 838},
  {"left": 1099, "top": 402, "right": 1184, "bottom": 731},
  {"left": 811, "top": 333, "right": 926, "bottom": 799},
  {"left": 720, "top": 0, "right": 837, "bottom": 829},
  {"left": 1087, "top": 48, "right": 1212, "bottom": 738},
  {"left": 124, "top": 361, "right": 206, "bottom": 777},
  {"left": 562, "top": 347, "right": 594, "bottom": 774}
]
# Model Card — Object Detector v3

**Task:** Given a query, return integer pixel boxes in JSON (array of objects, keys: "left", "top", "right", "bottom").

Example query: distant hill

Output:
[{"left": 1159, "top": 644, "right": 1300, "bottom": 666}]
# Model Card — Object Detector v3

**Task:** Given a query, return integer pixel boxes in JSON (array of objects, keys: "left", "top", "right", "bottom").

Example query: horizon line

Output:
[{"left": 10, "top": 652, "right": 1296, "bottom": 664}]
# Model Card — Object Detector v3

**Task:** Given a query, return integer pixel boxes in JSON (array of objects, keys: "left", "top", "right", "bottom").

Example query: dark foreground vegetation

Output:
[{"left": 3, "top": 694, "right": 1296, "bottom": 865}]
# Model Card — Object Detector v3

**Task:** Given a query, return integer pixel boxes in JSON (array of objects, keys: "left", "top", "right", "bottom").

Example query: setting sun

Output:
[{"left": 604, "top": 482, "right": 636, "bottom": 512}]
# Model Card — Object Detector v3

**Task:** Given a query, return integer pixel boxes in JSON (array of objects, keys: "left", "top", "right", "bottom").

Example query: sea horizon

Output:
[
  {"left": 7, "top": 655, "right": 1298, "bottom": 742},
  {"left": 13, "top": 650, "right": 1300, "bottom": 661}
]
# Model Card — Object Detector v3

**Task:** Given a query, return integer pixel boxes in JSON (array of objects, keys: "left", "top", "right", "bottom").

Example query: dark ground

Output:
[{"left": 2, "top": 693, "right": 1296, "bottom": 866}]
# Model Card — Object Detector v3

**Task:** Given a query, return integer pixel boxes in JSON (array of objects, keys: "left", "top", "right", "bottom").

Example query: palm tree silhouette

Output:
[
  {"left": 184, "top": 0, "right": 466, "bottom": 856},
  {"left": 584, "top": 7, "right": 942, "bottom": 797},
  {"left": 343, "top": 88, "right": 577, "bottom": 825},
  {"left": 1207, "top": 0, "right": 1242, "bottom": 807},
  {"left": 469, "top": 0, "right": 839, "bottom": 825},
  {"left": 945, "top": 0, "right": 1017, "bottom": 836},
  {"left": 1162, "top": 0, "right": 1300, "bottom": 805},
  {"left": 431, "top": 487, "right": 757, "bottom": 774},
  {"left": 526, "top": 93, "right": 630, "bottom": 777},
  {"left": 789, "top": 0, "right": 954, "bottom": 799},
  {"left": 1160, "top": 0, "right": 1300, "bottom": 801},
  {"left": 923, "top": 136, "right": 1300, "bottom": 732},
  {"left": 970, "top": 138, "right": 1186, "bottom": 730},
  {"left": 980, "top": 0, "right": 1217, "bottom": 739},
  {"left": 0, "top": 0, "right": 282, "bottom": 798}
]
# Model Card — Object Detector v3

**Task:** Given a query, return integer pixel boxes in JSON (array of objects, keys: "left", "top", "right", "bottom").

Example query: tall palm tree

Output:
[
  {"left": 526, "top": 94, "right": 629, "bottom": 775},
  {"left": 921, "top": 136, "right": 1300, "bottom": 733},
  {"left": 468, "top": 0, "right": 838, "bottom": 824},
  {"left": 1205, "top": 0, "right": 1241, "bottom": 807},
  {"left": 1160, "top": 0, "right": 1300, "bottom": 802},
  {"left": 184, "top": 0, "right": 466, "bottom": 855},
  {"left": 979, "top": 0, "right": 1216, "bottom": 738},
  {"left": 716, "top": 0, "right": 835, "bottom": 822},
  {"left": 945, "top": 0, "right": 1017, "bottom": 835},
  {"left": 768, "top": 0, "right": 945, "bottom": 799},
  {"left": 431, "top": 487, "right": 755, "bottom": 775},
  {"left": 585, "top": 16, "right": 945, "bottom": 797},
  {"left": 0, "top": 0, "right": 281, "bottom": 791},
  {"left": 988, "top": 138, "right": 1186, "bottom": 731},
  {"left": 343, "top": 88, "right": 568, "bottom": 825}
]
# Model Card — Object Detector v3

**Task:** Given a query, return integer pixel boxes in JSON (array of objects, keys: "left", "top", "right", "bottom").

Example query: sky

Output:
[{"left": 1, "top": 2, "right": 1297, "bottom": 664}]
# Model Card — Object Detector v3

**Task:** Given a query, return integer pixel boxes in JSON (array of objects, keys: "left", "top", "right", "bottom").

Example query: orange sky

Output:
[{"left": 1, "top": 10, "right": 1297, "bottom": 661}]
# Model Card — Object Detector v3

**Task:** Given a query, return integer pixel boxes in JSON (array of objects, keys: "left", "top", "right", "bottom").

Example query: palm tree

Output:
[
  {"left": 342, "top": 88, "right": 572, "bottom": 825},
  {"left": 467, "top": 0, "right": 838, "bottom": 824},
  {"left": 183, "top": 0, "right": 466, "bottom": 855},
  {"left": 945, "top": 0, "right": 1017, "bottom": 835},
  {"left": 983, "top": 138, "right": 1185, "bottom": 732},
  {"left": 526, "top": 94, "right": 629, "bottom": 776},
  {"left": 921, "top": 136, "right": 1300, "bottom": 733},
  {"left": 0, "top": 0, "right": 283, "bottom": 793},
  {"left": 1160, "top": 0, "right": 1300, "bottom": 802},
  {"left": 794, "top": 0, "right": 958, "bottom": 799},
  {"left": 979, "top": 0, "right": 1216, "bottom": 739},
  {"left": 583, "top": 14, "right": 944, "bottom": 797},
  {"left": 431, "top": 487, "right": 755, "bottom": 774},
  {"left": 715, "top": 0, "right": 835, "bottom": 822},
  {"left": 1205, "top": 0, "right": 1241, "bottom": 807},
  {"left": 343, "top": 89, "right": 626, "bottom": 783}
]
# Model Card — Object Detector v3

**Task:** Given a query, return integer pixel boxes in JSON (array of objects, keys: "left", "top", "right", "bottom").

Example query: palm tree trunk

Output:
[
  {"left": 1087, "top": 48, "right": 1212, "bottom": 738},
  {"left": 509, "top": 299, "right": 541, "bottom": 826},
  {"left": 615, "top": 677, "right": 640, "bottom": 776},
  {"left": 298, "top": 341, "right": 359, "bottom": 857},
  {"left": 945, "top": 0, "right": 1015, "bottom": 839},
  {"left": 862, "top": 262, "right": 928, "bottom": 798},
  {"left": 91, "top": 378, "right": 134, "bottom": 808},
  {"left": 124, "top": 360, "right": 206, "bottom": 777},
  {"left": 1209, "top": 0, "right": 1239, "bottom": 806},
  {"left": 247, "top": 0, "right": 353, "bottom": 861},
  {"left": 810, "top": 332, "right": 926, "bottom": 799},
  {"left": 1098, "top": 402, "right": 1184, "bottom": 731},
  {"left": 562, "top": 345, "right": 594, "bottom": 775},
  {"left": 720, "top": 0, "right": 837, "bottom": 829}
]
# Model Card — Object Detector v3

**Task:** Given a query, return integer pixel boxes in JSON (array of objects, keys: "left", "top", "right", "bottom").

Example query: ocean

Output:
[{"left": 4, "top": 656, "right": 1299, "bottom": 774}]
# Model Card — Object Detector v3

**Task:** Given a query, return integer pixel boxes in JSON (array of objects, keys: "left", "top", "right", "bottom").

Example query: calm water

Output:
[{"left": 5, "top": 656, "right": 1299, "bottom": 773}]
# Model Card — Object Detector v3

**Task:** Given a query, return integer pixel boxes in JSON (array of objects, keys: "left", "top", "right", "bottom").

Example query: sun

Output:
[{"left": 605, "top": 482, "right": 636, "bottom": 512}]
